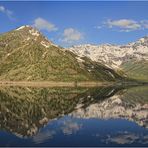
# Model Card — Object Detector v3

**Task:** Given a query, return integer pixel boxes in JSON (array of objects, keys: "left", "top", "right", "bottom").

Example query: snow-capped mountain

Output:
[
  {"left": 68, "top": 37, "right": 148, "bottom": 70},
  {"left": 15, "top": 25, "right": 56, "bottom": 48}
]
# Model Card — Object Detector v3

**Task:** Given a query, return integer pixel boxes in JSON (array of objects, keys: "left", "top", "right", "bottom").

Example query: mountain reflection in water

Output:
[{"left": 0, "top": 85, "right": 148, "bottom": 146}]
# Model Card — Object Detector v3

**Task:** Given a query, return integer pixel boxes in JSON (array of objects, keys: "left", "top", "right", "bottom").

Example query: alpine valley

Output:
[{"left": 0, "top": 25, "right": 147, "bottom": 82}]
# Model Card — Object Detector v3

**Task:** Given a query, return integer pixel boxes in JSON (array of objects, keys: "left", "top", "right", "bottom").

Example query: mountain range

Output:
[
  {"left": 0, "top": 25, "right": 147, "bottom": 82},
  {"left": 0, "top": 26, "right": 123, "bottom": 82},
  {"left": 68, "top": 37, "right": 148, "bottom": 82}
]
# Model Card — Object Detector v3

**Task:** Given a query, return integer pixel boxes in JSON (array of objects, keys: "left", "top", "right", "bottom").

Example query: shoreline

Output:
[{"left": 0, "top": 81, "right": 114, "bottom": 88}]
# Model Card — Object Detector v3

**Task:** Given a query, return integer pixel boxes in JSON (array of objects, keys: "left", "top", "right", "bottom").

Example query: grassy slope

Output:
[
  {"left": 121, "top": 60, "right": 148, "bottom": 82},
  {"left": 0, "top": 28, "right": 123, "bottom": 82}
]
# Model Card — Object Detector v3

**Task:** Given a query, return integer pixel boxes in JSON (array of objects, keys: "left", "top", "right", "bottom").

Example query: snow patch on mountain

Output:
[
  {"left": 68, "top": 37, "right": 148, "bottom": 69},
  {"left": 29, "top": 29, "right": 40, "bottom": 37},
  {"left": 16, "top": 25, "right": 30, "bottom": 31},
  {"left": 76, "top": 56, "right": 84, "bottom": 63},
  {"left": 41, "top": 41, "right": 50, "bottom": 48}
]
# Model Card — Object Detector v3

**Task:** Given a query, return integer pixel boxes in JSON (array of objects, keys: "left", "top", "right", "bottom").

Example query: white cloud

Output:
[
  {"left": 33, "top": 17, "right": 58, "bottom": 32},
  {"left": 105, "top": 19, "right": 141, "bottom": 32},
  {"left": 62, "top": 28, "right": 83, "bottom": 43},
  {"left": 0, "top": 5, "right": 13, "bottom": 19}
]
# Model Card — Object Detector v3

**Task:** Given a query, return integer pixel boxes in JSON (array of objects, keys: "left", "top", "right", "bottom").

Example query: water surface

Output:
[{"left": 0, "top": 85, "right": 148, "bottom": 146}]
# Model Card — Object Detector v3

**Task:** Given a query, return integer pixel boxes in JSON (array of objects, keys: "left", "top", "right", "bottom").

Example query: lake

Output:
[{"left": 0, "top": 84, "right": 148, "bottom": 146}]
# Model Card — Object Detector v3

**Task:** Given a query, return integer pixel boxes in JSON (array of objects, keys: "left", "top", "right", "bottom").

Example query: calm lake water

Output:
[{"left": 0, "top": 85, "right": 148, "bottom": 146}]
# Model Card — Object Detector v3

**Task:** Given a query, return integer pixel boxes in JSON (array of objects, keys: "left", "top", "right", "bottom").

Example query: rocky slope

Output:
[
  {"left": 68, "top": 37, "right": 148, "bottom": 81},
  {"left": 0, "top": 26, "right": 122, "bottom": 81}
]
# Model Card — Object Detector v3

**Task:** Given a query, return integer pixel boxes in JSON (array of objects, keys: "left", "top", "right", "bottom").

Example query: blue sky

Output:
[{"left": 0, "top": 1, "right": 148, "bottom": 47}]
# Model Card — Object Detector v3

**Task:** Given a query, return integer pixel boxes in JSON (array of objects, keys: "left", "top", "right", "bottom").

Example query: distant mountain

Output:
[
  {"left": 68, "top": 37, "right": 148, "bottom": 81},
  {"left": 0, "top": 26, "right": 122, "bottom": 82}
]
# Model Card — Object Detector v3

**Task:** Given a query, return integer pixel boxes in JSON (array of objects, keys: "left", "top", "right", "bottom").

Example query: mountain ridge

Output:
[
  {"left": 68, "top": 36, "right": 148, "bottom": 81},
  {"left": 0, "top": 26, "right": 123, "bottom": 82}
]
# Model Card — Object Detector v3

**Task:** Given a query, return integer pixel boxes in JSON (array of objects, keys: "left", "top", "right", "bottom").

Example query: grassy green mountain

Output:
[
  {"left": 121, "top": 60, "right": 148, "bottom": 82},
  {"left": 0, "top": 26, "right": 123, "bottom": 82}
]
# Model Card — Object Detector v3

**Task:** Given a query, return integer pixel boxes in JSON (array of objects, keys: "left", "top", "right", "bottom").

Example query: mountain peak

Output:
[
  {"left": 16, "top": 25, "right": 40, "bottom": 37},
  {"left": 16, "top": 25, "right": 32, "bottom": 30},
  {"left": 14, "top": 25, "right": 59, "bottom": 49}
]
